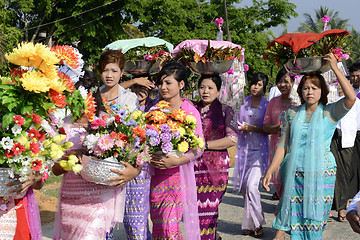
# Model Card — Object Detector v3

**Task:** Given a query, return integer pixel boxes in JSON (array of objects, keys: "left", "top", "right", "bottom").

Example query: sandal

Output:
[
  {"left": 243, "top": 229, "right": 254, "bottom": 235},
  {"left": 254, "top": 226, "right": 264, "bottom": 238},
  {"left": 338, "top": 210, "right": 347, "bottom": 222}
]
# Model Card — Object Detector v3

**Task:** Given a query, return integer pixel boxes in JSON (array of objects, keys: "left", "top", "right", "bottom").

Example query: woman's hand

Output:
[
  {"left": 324, "top": 53, "right": 339, "bottom": 70},
  {"left": 8, "top": 171, "right": 43, "bottom": 194},
  {"left": 262, "top": 172, "right": 272, "bottom": 192},
  {"left": 108, "top": 162, "right": 141, "bottom": 187},
  {"left": 239, "top": 124, "right": 254, "bottom": 133},
  {"left": 150, "top": 153, "right": 178, "bottom": 169}
]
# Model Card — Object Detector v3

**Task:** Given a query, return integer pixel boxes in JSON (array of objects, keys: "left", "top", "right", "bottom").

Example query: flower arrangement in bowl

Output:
[
  {"left": 144, "top": 101, "right": 204, "bottom": 157},
  {"left": 264, "top": 29, "right": 351, "bottom": 74},
  {"left": 79, "top": 109, "right": 151, "bottom": 185},
  {"left": 124, "top": 45, "right": 171, "bottom": 76},
  {"left": 0, "top": 42, "right": 92, "bottom": 195},
  {"left": 172, "top": 39, "right": 244, "bottom": 74}
]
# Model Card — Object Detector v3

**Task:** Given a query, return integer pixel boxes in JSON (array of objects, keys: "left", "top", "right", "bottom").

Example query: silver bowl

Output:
[
  {"left": 80, "top": 156, "right": 125, "bottom": 185},
  {"left": 284, "top": 56, "right": 331, "bottom": 75},
  {"left": 188, "top": 60, "right": 234, "bottom": 74},
  {"left": 0, "top": 168, "right": 19, "bottom": 197},
  {"left": 124, "top": 60, "right": 160, "bottom": 76}
]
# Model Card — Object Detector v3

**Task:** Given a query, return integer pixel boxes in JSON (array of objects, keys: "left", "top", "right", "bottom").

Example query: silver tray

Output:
[
  {"left": 284, "top": 56, "right": 331, "bottom": 75},
  {"left": 188, "top": 60, "right": 234, "bottom": 74},
  {"left": 0, "top": 168, "right": 19, "bottom": 197},
  {"left": 124, "top": 60, "right": 160, "bottom": 76},
  {"left": 80, "top": 156, "right": 125, "bottom": 185}
]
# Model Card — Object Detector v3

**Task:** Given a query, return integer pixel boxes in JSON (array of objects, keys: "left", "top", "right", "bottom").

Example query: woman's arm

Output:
[
  {"left": 206, "top": 137, "right": 236, "bottom": 150},
  {"left": 325, "top": 53, "right": 356, "bottom": 109},
  {"left": 108, "top": 162, "right": 142, "bottom": 187},
  {"left": 120, "top": 77, "right": 155, "bottom": 90},
  {"left": 263, "top": 124, "right": 281, "bottom": 134},
  {"left": 240, "top": 124, "right": 269, "bottom": 135},
  {"left": 262, "top": 145, "right": 286, "bottom": 191}
]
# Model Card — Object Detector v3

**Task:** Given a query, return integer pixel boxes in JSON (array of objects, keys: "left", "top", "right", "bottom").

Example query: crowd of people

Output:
[{"left": 3, "top": 47, "right": 360, "bottom": 240}]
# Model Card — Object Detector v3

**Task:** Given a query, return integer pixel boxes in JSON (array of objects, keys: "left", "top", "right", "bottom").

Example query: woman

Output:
[
  {"left": 53, "top": 70, "right": 134, "bottom": 240},
  {"left": 234, "top": 72, "right": 269, "bottom": 237},
  {"left": 193, "top": 74, "right": 237, "bottom": 240},
  {"left": 150, "top": 62, "right": 204, "bottom": 240},
  {"left": 262, "top": 53, "right": 356, "bottom": 240},
  {"left": 263, "top": 68, "right": 296, "bottom": 200},
  {"left": 1, "top": 172, "right": 43, "bottom": 240},
  {"left": 98, "top": 50, "right": 152, "bottom": 240}
]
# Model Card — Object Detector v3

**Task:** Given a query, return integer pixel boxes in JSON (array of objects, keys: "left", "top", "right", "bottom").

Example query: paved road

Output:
[{"left": 42, "top": 168, "right": 359, "bottom": 239}]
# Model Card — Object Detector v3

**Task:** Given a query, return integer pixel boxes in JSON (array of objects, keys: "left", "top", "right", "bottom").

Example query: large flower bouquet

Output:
[
  {"left": 0, "top": 42, "right": 94, "bottom": 181},
  {"left": 264, "top": 29, "right": 351, "bottom": 67},
  {"left": 81, "top": 109, "right": 150, "bottom": 167},
  {"left": 144, "top": 101, "right": 204, "bottom": 155}
]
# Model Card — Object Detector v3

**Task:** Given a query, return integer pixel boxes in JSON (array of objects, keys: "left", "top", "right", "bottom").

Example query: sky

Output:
[{"left": 239, "top": 0, "right": 360, "bottom": 37}]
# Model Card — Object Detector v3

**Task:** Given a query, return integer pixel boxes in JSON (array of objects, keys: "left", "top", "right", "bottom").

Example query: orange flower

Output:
[
  {"left": 150, "top": 110, "right": 167, "bottom": 124},
  {"left": 154, "top": 100, "right": 170, "bottom": 109},
  {"left": 59, "top": 72, "right": 76, "bottom": 93},
  {"left": 170, "top": 109, "right": 187, "bottom": 122},
  {"left": 132, "top": 126, "right": 147, "bottom": 139},
  {"left": 84, "top": 92, "right": 96, "bottom": 122},
  {"left": 110, "top": 132, "right": 118, "bottom": 139},
  {"left": 167, "top": 119, "right": 180, "bottom": 131},
  {"left": 49, "top": 89, "right": 67, "bottom": 108},
  {"left": 52, "top": 45, "right": 79, "bottom": 69}
]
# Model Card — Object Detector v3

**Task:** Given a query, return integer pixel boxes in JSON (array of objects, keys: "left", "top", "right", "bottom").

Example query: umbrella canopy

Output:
[{"left": 103, "top": 37, "right": 174, "bottom": 53}]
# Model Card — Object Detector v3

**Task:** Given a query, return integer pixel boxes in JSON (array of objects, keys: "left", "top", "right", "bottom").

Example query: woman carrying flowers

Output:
[
  {"left": 263, "top": 68, "right": 297, "bottom": 200},
  {"left": 234, "top": 73, "right": 269, "bottom": 237},
  {"left": 53, "top": 70, "right": 132, "bottom": 240},
  {"left": 99, "top": 49, "right": 153, "bottom": 240},
  {"left": 263, "top": 54, "right": 356, "bottom": 240},
  {"left": 149, "top": 62, "right": 204, "bottom": 240},
  {"left": 193, "top": 74, "right": 237, "bottom": 240}
]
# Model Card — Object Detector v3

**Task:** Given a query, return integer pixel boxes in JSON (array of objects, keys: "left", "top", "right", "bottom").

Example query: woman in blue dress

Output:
[{"left": 263, "top": 53, "right": 356, "bottom": 240}]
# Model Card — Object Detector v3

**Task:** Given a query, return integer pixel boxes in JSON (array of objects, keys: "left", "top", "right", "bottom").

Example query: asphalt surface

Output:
[{"left": 42, "top": 168, "right": 359, "bottom": 239}]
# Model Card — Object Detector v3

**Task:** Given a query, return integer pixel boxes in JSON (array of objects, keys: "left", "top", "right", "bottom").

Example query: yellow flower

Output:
[
  {"left": 63, "top": 141, "right": 74, "bottom": 149},
  {"left": 185, "top": 115, "right": 197, "bottom": 125},
  {"left": 132, "top": 111, "right": 143, "bottom": 120},
  {"left": 178, "top": 141, "right": 189, "bottom": 153},
  {"left": 198, "top": 137, "right": 205, "bottom": 149},
  {"left": 40, "top": 150, "right": 48, "bottom": 156},
  {"left": 46, "top": 67, "right": 66, "bottom": 93},
  {"left": 53, "top": 134, "right": 66, "bottom": 144},
  {"left": 67, "top": 155, "right": 79, "bottom": 166},
  {"left": 179, "top": 127, "right": 186, "bottom": 136},
  {"left": 50, "top": 143, "right": 64, "bottom": 160},
  {"left": 17, "top": 135, "right": 28, "bottom": 145},
  {"left": 34, "top": 42, "right": 60, "bottom": 66},
  {"left": 58, "top": 160, "right": 68, "bottom": 169},
  {"left": 20, "top": 71, "right": 50, "bottom": 93},
  {"left": 72, "top": 164, "right": 83, "bottom": 174}
]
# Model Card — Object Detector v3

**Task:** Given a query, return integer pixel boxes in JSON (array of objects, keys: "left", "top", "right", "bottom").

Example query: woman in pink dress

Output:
[{"left": 263, "top": 68, "right": 296, "bottom": 200}]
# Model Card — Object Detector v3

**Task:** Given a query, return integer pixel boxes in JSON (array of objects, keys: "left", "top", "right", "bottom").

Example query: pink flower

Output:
[
  {"left": 115, "top": 139, "right": 125, "bottom": 149},
  {"left": 97, "top": 134, "right": 114, "bottom": 151},
  {"left": 342, "top": 53, "right": 350, "bottom": 60},
  {"left": 227, "top": 68, "right": 234, "bottom": 75},
  {"left": 215, "top": 17, "right": 224, "bottom": 27},
  {"left": 91, "top": 119, "right": 107, "bottom": 130},
  {"left": 93, "top": 145, "right": 103, "bottom": 156},
  {"left": 41, "top": 172, "right": 49, "bottom": 182},
  {"left": 321, "top": 15, "right": 330, "bottom": 23},
  {"left": 144, "top": 54, "right": 156, "bottom": 61},
  {"left": 244, "top": 64, "right": 249, "bottom": 71}
]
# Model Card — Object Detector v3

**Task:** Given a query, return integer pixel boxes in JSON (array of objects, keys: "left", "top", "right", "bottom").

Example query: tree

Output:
[
  {"left": 346, "top": 28, "right": 360, "bottom": 66},
  {"left": 298, "top": 6, "right": 351, "bottom": 33}
]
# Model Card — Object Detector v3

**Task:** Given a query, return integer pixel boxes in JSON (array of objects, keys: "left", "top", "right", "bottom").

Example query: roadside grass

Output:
[{"left": 39, "top": 174, "right": 63, "bottom": 198}]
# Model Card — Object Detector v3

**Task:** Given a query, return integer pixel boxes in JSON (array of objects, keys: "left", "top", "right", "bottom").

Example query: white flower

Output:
[
  {"left": 41, "top": 120, "right": 53, "bottom": 133},
  {"left": 11, "top": 125, "right": 22, "bottom": 136},
  {"left": 1, "top": 137, "right": 14, "bottom": 150},
  {"left": 106, "top": 116, "right": 115, "bottom": 125},
  {"left": 78, "top": 85, "right": 88, "bottom": 100},
  {"left": 84, "top": 134, "right": 99, "bottom": 150}
]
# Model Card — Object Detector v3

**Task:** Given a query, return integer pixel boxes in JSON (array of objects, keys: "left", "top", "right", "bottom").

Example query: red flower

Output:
[
  {"left": 59, "top": 127, "right": 66, "bottom": 135},
  {"left": 58, "top": 72, "right": 76, "bottom": 93},
  {"left": 10, "top": 68, "right": 28, "bottom": 83},
  {"left": 114, "top": 115, "right": 121, "bottom": 124},
  {"left": 28, "top": 128, "right": 40, "bottom": 139},
  {"left": 30, "top": 142, "right": 40, "bottom": 154},
  {"left": 4, "top": 150, "right": 14, "bottom": 158},
  {"left": 38, "top": 131, "right": 46, "bottom": 142},
  {"left": 13, "top": 115, "right": 25, "bottom": 126},
  {"left": 110, "top": 132, "right": 118, "bottom": 139},
  {"left": 31, "top": 159, "right": 43, "bottom": 171},
  {"left": 32, "top": 113, "right": 42, "bottom": 124},
  {"left": 11, "top": 143, "right": 25, "bottom": 156},
  {"left": 49, "top": 89, "right": 67, "bottom": 108},
  {"left": 118, "top": 133, "right": 129, "bottom": 143},
  {"left": 102, "top": 115, "right": 110, "bottom": 121}
]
